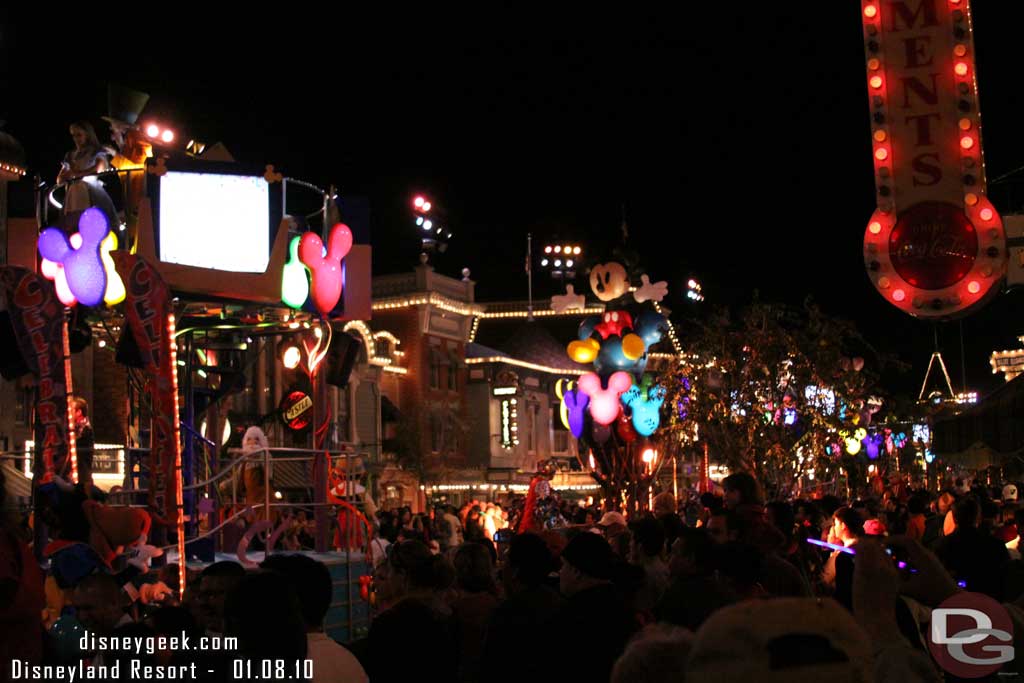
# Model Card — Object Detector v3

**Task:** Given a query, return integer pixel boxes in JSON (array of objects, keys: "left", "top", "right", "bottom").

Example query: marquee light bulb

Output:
[
  {"left": 554, "top": 246, "right": 561, "bottom": 253},
  {"left": 980, "top": 207, "right": 993, "bottom": 221},
  {"left": 967, "top": 280, "right": 981, "bottom": 294},
  {"left": 545, "top": 246, "right": 552, "bottom": 253},
  {"left": 869, "top": 221, "right": 882, "bottom": 234},
  {"left": 892, "top": 289, "right": 906, "bottom": 302},
  {"left": 863, "top": 4, "right": 878, "bottom": 18},
  {"left": 960, "top": 135, "right": 974, "bottom": 150},
  {"left": 573, "top": 246, "right": 581, "bottom": 255},
  {"left": 161, "top": 129, "right": 175, "bottom": 143},
  {"left": 875, "top": 147, "right": 888, "bottom": 161},
  {"left": 869, "top": 75, "right": 883, "bottom": 89},
  {"left": 954, "top": 61, "right": 969, "bottom": 76}
]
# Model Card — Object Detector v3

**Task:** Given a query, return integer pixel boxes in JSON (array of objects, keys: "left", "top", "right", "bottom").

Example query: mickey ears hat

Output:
[{"left": 101, "top": 83, "right": 150, "bottom": 128}]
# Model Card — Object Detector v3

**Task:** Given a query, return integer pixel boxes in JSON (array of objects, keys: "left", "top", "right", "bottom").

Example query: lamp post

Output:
[
  {"left": 413, "top": 194, "right": 452, "bottom": 255},
  {"left": 540, "top": 242, "right": 583, "bottom": 283}
]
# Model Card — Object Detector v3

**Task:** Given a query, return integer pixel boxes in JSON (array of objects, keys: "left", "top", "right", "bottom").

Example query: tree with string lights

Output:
[{"left": 660, "top": 298, "right": 894, "bottom": 498}]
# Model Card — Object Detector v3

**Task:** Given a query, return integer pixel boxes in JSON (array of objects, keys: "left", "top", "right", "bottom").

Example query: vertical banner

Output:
[
  {"left": 860, "top": 0, "right": 1007, "bottom": 319},
  {"left": 0, "top": 267, "right": 71, "bottom": 486},
  {"left": 111, "top": 253, "right": 178, "bottom": 525}
]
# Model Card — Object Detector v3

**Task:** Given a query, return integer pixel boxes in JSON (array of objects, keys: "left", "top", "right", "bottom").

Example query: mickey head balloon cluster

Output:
[{"left": 555, "top": 262, "right": 670, "bottom": 446}]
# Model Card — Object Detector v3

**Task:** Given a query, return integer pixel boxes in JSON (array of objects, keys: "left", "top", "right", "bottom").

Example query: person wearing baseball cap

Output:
[
  {"left": 553, "top": 532, "right": 637, "bottom": 681},
  {"left": 1003, "top": 483, "right": 1018, "bottom": 503},
  {"left": 597, "top": 510, "right": 630, "bottom": 557}
]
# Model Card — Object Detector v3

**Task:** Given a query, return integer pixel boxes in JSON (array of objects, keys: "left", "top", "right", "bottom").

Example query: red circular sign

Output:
[
  {"left": 280, "top": 390, "right": 313, "bottom": 432},
  {"left": 889, "top": 201, "right": 978, "bottom": 290},
  {"left": 927, "top": 591, "right": 1014, "bottom": 678}
]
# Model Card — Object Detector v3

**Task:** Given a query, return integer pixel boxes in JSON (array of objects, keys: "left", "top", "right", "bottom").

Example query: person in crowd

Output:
[
  {"left": 722, "top": 471, "right": 763, "bottom": 511},
  {"left": 628, "top": 515, "right": 670, "bottom": 616},
  {"left": 73, "top": 573, "right": 133, "bottom": 667},
  {"left": 464, "top": 505, "right": 486, "bottom": 543},
  {"left": 222, "top": 571, "right": 307, "bottom": 678},
  {"left": 260, "top": 554, "right": 368, "bottom": 683},
  {"left": 934, "top": 496, "right": 1010, "bottom": 599},
  {"left": 359, "top": 540, "right": 457, "bottom": 680},
  {"left": 822, "top": 506, "right": 863, "bottom": 610},
  {"left": 195, "top": 561, "right": 245, "bottom": 636},
  {"left": 905, "top": 495, "right": 927, "bottom": 541},
  {"left": 922, "top": 490, "right": 956, "bottom": 548},
  {"left": 998, "top": 502, "right": 1018, "bottom": 543},
  {"left": 653, "top": 492, "right": 685, "bottom": 552},
  {"left": 1007, "top": 508, "right": 1024, "bottom": 560},
  {"left": 0, "top": 466, "right": 46, "bottom": 672},
  {"left": 597, "top": 510, "right": 631, "bottom": 557},
  {"left": 657, "top": 528, "right": 736, "bottom": 631},
  {"left": 451, "top": 542, "right": 499, "bottom": 683},
  {"left": 706, "top": 508, "right": 729, "bottom": 544},
  {"left": 145, "top": 606, "right": 202, "bottom": 669},
  {"left": 70, "top": 397, "right": 96, "bottom": 497},
  {"left": 611, "top": 623, "right": 692, "bottom": 683},
  {"left": 483, "top": 533, "right": 564, "bottom": 683},
  {"left": 553, "top": 532, "right": 637, "bottom": 681}
]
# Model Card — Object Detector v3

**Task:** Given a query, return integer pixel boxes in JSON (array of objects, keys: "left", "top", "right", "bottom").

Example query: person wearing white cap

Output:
[
  {"left": 597, "top": 510, "right": 630, "bottom": 557},
  {"left": 1003, "top": 483, "right": 1019, "bottom": 503}
]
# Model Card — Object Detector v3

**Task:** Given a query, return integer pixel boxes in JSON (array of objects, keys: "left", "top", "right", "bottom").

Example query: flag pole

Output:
[{"left": 526, "top": 233, "right": 534, "bottom": 321}]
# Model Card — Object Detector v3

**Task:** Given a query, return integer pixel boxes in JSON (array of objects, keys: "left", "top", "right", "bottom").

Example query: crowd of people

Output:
[{"left": 5, "top": 467, "right": 1024, "bottom": 681}]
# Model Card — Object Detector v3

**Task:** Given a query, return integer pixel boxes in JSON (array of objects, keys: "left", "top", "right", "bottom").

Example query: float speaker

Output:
[{"left": 325, "top": 332, "right": 360, "bottom": 387}]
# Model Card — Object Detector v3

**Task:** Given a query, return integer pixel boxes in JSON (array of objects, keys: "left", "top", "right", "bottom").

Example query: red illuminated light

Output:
[
  {"left": 863, "top": 4, "right": 878, "bottom": 19},
  {"left": 980, "top": 207, "right": 994, "bottom": 221},
  {"left": 954, "top": 62, "right": 969, "bottom": 76},
  {"left": 967, "top": 281, "right": 981, "bottom": 294},
  {"left": 869, "top": 75, "right": 883, "bottom": 89},
  {"left": 960, "top": 136, "right": 974, "bottom": 150},
  {"left": 875, "top": 148, "right": 889, "bottom": 161},
  {"left": 892, "top": 289, "right": 906, "bottom": 302},
  {"left": 869, "top": 221, "right": 882, "bottom": 234}
]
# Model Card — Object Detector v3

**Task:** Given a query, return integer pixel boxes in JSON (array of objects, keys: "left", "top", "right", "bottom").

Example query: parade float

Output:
[{"left": 6, "top": 86, "right": 374, "bottom": 641}]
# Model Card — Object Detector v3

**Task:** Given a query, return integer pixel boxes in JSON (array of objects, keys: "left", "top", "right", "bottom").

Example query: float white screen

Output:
[{"left": 159, "top": 171, "right": 270, "bottom": 272}]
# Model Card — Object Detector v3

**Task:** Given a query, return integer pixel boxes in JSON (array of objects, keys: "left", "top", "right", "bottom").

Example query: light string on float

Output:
[
  {"left": 62, "top": 309, "right": 78, "bottom": 484},
  {"left": 168, "top": 313, "right": 186, "bottom": 601}
]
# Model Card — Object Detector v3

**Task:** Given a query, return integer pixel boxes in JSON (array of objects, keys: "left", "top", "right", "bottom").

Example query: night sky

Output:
[{"left": 3, "top": 5, "right": 1023, "bottom": 401}]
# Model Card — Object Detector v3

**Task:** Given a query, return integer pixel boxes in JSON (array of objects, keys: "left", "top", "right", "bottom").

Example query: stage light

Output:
[
  {"left": 161, "top": 129, "right": 175, "bottom": 143},
  {"left": 146, "top": 124, "right": 160, "bottom": 138},
  {"left": 282, "top": 345, "right": 302, "bottom": 370}
]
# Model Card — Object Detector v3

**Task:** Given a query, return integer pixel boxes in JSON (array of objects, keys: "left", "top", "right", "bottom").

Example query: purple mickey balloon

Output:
[{"left": 563, "top": 388, "right": 589, "bottom": 438}]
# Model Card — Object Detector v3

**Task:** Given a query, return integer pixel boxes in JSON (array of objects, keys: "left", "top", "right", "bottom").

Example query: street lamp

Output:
[
  {"left": 412, "top": 194, "right": 451, "bottom": 254},
  {"left": 686, "top": 278, "right": 704, "bottom": 302},
  {"left": 541, "top": 243, "right": 583, "bottom": 281}
]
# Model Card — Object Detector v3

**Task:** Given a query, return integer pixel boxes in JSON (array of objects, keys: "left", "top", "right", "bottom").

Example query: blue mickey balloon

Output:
[{"left": 621, "top": 381, "right": 665, "bottom": 437}]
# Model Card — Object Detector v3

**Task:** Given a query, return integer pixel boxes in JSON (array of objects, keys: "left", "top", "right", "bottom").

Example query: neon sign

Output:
[{"left": 860, "top": 0, "right": 1007, "bottom": 319}]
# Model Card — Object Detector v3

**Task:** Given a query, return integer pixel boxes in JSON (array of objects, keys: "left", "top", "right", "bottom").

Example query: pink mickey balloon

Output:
[{"left": 298, "top": 223, "right": 353, "bottom": 315}]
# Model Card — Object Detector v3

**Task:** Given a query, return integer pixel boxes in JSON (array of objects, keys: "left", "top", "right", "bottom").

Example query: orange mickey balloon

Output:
[{"left": 568, "top": 338, "right": 600, "bottom": 364}]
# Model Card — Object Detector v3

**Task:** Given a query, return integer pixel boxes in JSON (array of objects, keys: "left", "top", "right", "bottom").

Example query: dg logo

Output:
[{"left": 928, "top": 591, "right": 1014, "bottom": 679}]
